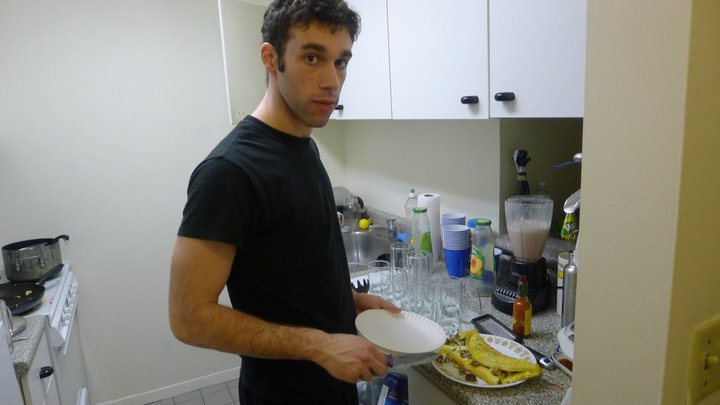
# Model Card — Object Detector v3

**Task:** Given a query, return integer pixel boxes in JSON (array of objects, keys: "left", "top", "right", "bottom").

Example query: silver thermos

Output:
[{"left": 561, "top": 250, "right": 578, "bottom": 328}]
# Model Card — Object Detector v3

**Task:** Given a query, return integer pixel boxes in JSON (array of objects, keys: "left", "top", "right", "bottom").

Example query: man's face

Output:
[{"left": 273, "top": 23, "right": 352, "bottom": 133}]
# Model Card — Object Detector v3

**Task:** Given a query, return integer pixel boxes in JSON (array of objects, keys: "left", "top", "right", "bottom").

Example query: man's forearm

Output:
[{"left": 170, "top": 302, "right": 328, "bottom": 363}]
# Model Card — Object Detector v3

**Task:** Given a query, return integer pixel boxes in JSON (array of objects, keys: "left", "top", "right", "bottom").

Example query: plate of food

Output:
[
  {"left": 433, "top": 329, "right": 542, "bottom": 388},
  {"left": 355, "top": 309, "right": 446, "bottom": 355}
]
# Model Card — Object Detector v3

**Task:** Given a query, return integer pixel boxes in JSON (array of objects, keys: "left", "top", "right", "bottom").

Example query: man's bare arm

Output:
[{"left": 168, "top": 236, "right": 388, "bottom": 382}]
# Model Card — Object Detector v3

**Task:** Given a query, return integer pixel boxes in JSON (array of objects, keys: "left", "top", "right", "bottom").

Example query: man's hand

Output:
[
  {"left": 352, "top": 292, "right": 401, "bottom": 315},
  {"left": 311, "top": 333, "right": 389, "bottom": 383}
]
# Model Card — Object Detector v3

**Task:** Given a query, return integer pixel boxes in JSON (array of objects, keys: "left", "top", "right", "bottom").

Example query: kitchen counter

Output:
[
  {"left": 411, "top": 296, "right": 571, "bottom": 405},
  {"left": 350, "top": 269, "right": 572, "bottom": 405},
  {"left": 356, "top": 207, "right": 573, "bottom": 403},
  {"left": 10, "top": 315, "right": 46, "bottom": 377}
]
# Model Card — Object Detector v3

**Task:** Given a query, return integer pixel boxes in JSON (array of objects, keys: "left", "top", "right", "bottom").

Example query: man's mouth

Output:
[{"left": 314, "top": 98, "right": 337, "bottom": 112}]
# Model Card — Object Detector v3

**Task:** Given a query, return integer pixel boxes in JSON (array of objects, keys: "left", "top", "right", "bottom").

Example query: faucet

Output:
[
  {"left": 561, "top": 153, "right": 582, "bottom": 252},
  {"left": 563, "top": 153, "right": 582, "bottom": 214},
  {"left": 369, "top": 218, "right": 397, "bottom": 240},
  {"left": 564, "top": 189, "right": 580, "bottom": 214}
]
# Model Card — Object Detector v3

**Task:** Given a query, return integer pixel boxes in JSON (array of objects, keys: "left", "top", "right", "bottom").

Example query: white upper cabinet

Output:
[
  {"left": 330, "top": 0, "right": 586, "bottom": 120},
  {"left": 387, "top": 0, "right": 490, "bottom": 119},
  {"left": 488, "top": 0, "right": 587, "bottom": 118},
  {"left": 332, "top": 0, "right": 392, "bottom": 120}
]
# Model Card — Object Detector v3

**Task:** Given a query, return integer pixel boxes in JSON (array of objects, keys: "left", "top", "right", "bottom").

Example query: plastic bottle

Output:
[
  {"left": 343, "top": 195, "right": 361, "bottom": 232},
  {"left": 470, "top": 219, "right": 495, "bottom": 296},
  {"left": 513, "top": 275, "right": 532, "bottom": 337},
  {"left": 410, "top": 207, "right": 432, "bottom": 256},
  {"left": 403, "top": 188, "right": 417, "bottom": 232},
  {"left": 561, "top": 250, "right": 578, "bottom": 328}
]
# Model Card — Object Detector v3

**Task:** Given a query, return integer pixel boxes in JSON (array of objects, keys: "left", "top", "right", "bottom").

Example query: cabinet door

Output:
[
  {"left": 489, "top": 0, "right": 587, "bottom": 118},
  {"left": 332, "top": 0, "right": 392, "bottom": 120},
  {"left": 21, "top": 331, "right": 59, "bottom": 405},
  {"left": 387, "top": 0, "right": 489, "bottom": 119}
]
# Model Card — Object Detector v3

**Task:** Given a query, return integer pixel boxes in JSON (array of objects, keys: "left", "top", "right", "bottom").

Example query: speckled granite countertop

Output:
[
  {"left": 413, "top": 297, "right": 571, "bottom": 405},
  {"left": 10, "top": 315, "right": 46, "bottom": 377}
]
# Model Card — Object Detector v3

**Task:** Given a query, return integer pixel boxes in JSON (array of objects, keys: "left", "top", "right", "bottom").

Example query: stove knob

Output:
[
  {"left": 63, "top": 305, "right": 72, "bottom": 315},
  {"left": 62, "top": 313, "right": 71, "bottom": 324},
  {"left": 67, "top": 296, "right": 77, "bottom": 305}
]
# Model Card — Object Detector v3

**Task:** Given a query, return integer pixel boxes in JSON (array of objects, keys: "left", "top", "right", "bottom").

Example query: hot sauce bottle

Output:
[{"left": 513, "top": 275, "right": 532, "bottom": 337}]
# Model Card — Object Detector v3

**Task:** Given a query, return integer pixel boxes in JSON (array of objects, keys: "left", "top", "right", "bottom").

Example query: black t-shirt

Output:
[{"left": 178, "top": 116, "right": 357, "bottom": 403}]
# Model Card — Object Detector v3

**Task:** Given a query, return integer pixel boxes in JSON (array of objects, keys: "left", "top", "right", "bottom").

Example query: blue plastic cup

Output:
[{"left": 444, "top": 248, "right": 468, "bottom": 277}]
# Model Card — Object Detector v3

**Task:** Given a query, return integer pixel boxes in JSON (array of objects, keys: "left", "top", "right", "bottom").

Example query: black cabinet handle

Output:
[
  {"left": 39, "top": 366, "right": 54, "bottom": 379},
  {"left": 334, "top": 104, "right": 344, "bottom": 111},
  {"left": 494, "top": 92, "right": 516, "bottom": 102},
  {"left": 460, "top": 96, "right": 479, "bottom": 105}
]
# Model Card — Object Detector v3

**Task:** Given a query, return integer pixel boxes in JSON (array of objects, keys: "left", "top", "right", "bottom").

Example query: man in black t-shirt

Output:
[{"left": 168, "top": 1, "right": 399, "bottom": 404}]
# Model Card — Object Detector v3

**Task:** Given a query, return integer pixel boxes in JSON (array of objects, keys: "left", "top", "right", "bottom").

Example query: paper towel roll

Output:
[{"left": 417, "top": 193, "right": 441, "bottom": 263}]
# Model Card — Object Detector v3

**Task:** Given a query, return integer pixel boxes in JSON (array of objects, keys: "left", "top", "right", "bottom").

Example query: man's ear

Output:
[{"left": 260, "top": 42, "right": 278, "bottom": 73}]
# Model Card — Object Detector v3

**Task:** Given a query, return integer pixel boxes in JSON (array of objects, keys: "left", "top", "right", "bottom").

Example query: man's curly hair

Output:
[{"left": 262, "top": 0, "right": 361, "bottom": 71}]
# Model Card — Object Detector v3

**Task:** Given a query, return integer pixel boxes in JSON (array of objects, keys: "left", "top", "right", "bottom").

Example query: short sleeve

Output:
[{"left": 177, "top": 158, "right": 256, "bottom": 247}]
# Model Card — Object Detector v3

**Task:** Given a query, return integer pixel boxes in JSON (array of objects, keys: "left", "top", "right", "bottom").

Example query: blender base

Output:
[
  {"left": 490, "top": 278, "right": 552, "bottom": 315},
  {"left": 491, "top": 256, "right": 552, "bottom": 315}
]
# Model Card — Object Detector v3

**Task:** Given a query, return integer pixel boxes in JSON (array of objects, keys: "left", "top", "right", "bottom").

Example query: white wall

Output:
[
  {"left": 221, "top": 0, "right": 266, "bottom": 125},
  {"left": 343, "top": 120, "right": 502, "bottom": 224},
  {"left": 576, "top": 1, "right": 720, "bottom": 405},
  {"left": 341, "top": 119, "right": 582, "bottom": 235},
  {"left": 0, "top": 0, "right": 240, "bottom": 403}
]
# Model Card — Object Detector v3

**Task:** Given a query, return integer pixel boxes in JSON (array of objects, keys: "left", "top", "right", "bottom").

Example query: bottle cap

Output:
[
  {"left": 408, "top": 188, "right": 416, "bottom": 197},
  {"left": 475, "top": 219, "right": 492, "bottom": 226},
  {"left": 412, "top": 207, "right": 427, "bottom": 213}
]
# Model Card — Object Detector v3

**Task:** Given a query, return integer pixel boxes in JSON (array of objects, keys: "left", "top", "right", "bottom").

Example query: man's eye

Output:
[
  {"left": 305, "top": 55, "right": 318, "bottom": 64},
  {"left": 335, "top": 59, "right": 349, "bottom": 68}
]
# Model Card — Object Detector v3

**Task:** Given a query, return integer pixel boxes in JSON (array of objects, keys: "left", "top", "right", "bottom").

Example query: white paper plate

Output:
[
  {"left": 432, "top": 334, "right": 537, "bottom": 389},
  {"left": 355, "top": 309, "right": 446, "bottom": 355}
]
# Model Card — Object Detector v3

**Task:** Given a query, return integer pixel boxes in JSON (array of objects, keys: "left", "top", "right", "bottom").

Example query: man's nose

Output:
[{"left": 320, "top": 64, "right": 342, "bottom": 90}]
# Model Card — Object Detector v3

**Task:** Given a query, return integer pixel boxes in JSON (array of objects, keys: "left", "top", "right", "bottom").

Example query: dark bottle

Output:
[
  {"left": 513, "top": 275, "right": 532, "bottom": 337},
  {"left": 513, "top": 149, "right": 531, "bottom": 195}
]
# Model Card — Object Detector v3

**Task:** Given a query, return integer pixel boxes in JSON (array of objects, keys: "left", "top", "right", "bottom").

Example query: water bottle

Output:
[
  {"left": 403, "top": 188, "right": 417, "bottom": 233},
  {"left": 343, "top": 196, "right": 361, "bottom": 232},
  {"left": 561, "top": 250, "right": 578, "bottom": 328},
  {"left": 410, "top": 207, "right": 432, "bottom": 256},
  {"left": 470, "top": 219, "right": 495, "bottom": 296}
]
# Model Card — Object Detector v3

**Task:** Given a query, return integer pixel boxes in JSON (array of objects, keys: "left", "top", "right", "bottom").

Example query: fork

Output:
[{"left": 351, "top": 278, "right": 369, "bottom": 293}]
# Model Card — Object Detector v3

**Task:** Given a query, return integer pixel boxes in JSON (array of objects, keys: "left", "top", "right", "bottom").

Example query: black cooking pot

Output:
[
  {"left": 2, "top": 235, "right": 69, "bottom": 283},
  {"left": 0, "top": 263, "right": 63, "bottom": 315}
]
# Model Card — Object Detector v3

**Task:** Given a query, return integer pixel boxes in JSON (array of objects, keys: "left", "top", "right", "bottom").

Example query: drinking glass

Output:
[
  {"left": 435, "top": 276, "right": 463, "bottom": 335},
  {"left": 367, "top": 260, "right": 391, "bottom": 297},
  {"left": 401, "top": 281, "right": 436, "bottom": 319},
  {"left": 389, "top": 242, "right": 411, "bottom": 304},
  {"left": 460, "top": 277, "right": 482, "bottom": 325},
  {"left": 407, "top": 251, "right": 433, "bottom": 283}
]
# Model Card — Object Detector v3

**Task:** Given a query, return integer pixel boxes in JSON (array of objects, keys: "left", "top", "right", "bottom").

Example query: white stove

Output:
[
  {"left": 18, "top": 261, "right": 88, "bottom": 405},
  {"left": 26, "top": 261, "right": 80, "bottom": 349}
]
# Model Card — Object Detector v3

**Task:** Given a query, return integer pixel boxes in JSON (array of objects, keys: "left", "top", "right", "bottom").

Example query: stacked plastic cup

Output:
[
  {"left": 441, "top": 213, "right": 466, "bottom": 236},
  {"left": 442, "top": 224, "right": 469, "bottom": 277}
]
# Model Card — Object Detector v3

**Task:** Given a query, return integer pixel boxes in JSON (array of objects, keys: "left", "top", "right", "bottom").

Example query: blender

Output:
[{"left": 492, "top": 195, "right": 553, "bottom": 314}]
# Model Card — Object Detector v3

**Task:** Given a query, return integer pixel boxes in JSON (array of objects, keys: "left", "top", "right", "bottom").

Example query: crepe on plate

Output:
[{"left": 436, "top": 329, "right": 542, "bottom": 385}]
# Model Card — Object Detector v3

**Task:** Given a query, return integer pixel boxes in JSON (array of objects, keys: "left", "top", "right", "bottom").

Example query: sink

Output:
[{"left": 342, "top": 231, "right": 392, "bottom": 268}]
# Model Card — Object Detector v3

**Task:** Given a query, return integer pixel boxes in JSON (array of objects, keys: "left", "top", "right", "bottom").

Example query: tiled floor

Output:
[{"left": 146, "top": 378, "right": 239, "bottom": 405}]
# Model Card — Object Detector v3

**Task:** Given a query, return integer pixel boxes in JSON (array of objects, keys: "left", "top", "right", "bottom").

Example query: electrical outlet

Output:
[{"left": 688, "top": 315, "right": 720, "bottom": 404}]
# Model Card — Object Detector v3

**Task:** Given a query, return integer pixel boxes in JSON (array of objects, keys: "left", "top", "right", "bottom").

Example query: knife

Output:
[{"left": 387, "top": 352, "right": 439, "bottom": 369}]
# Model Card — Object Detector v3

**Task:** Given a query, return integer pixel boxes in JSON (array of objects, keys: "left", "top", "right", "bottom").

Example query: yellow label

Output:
[{"left": 524, "top": 309, "right": 532, "bottom": 335}]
